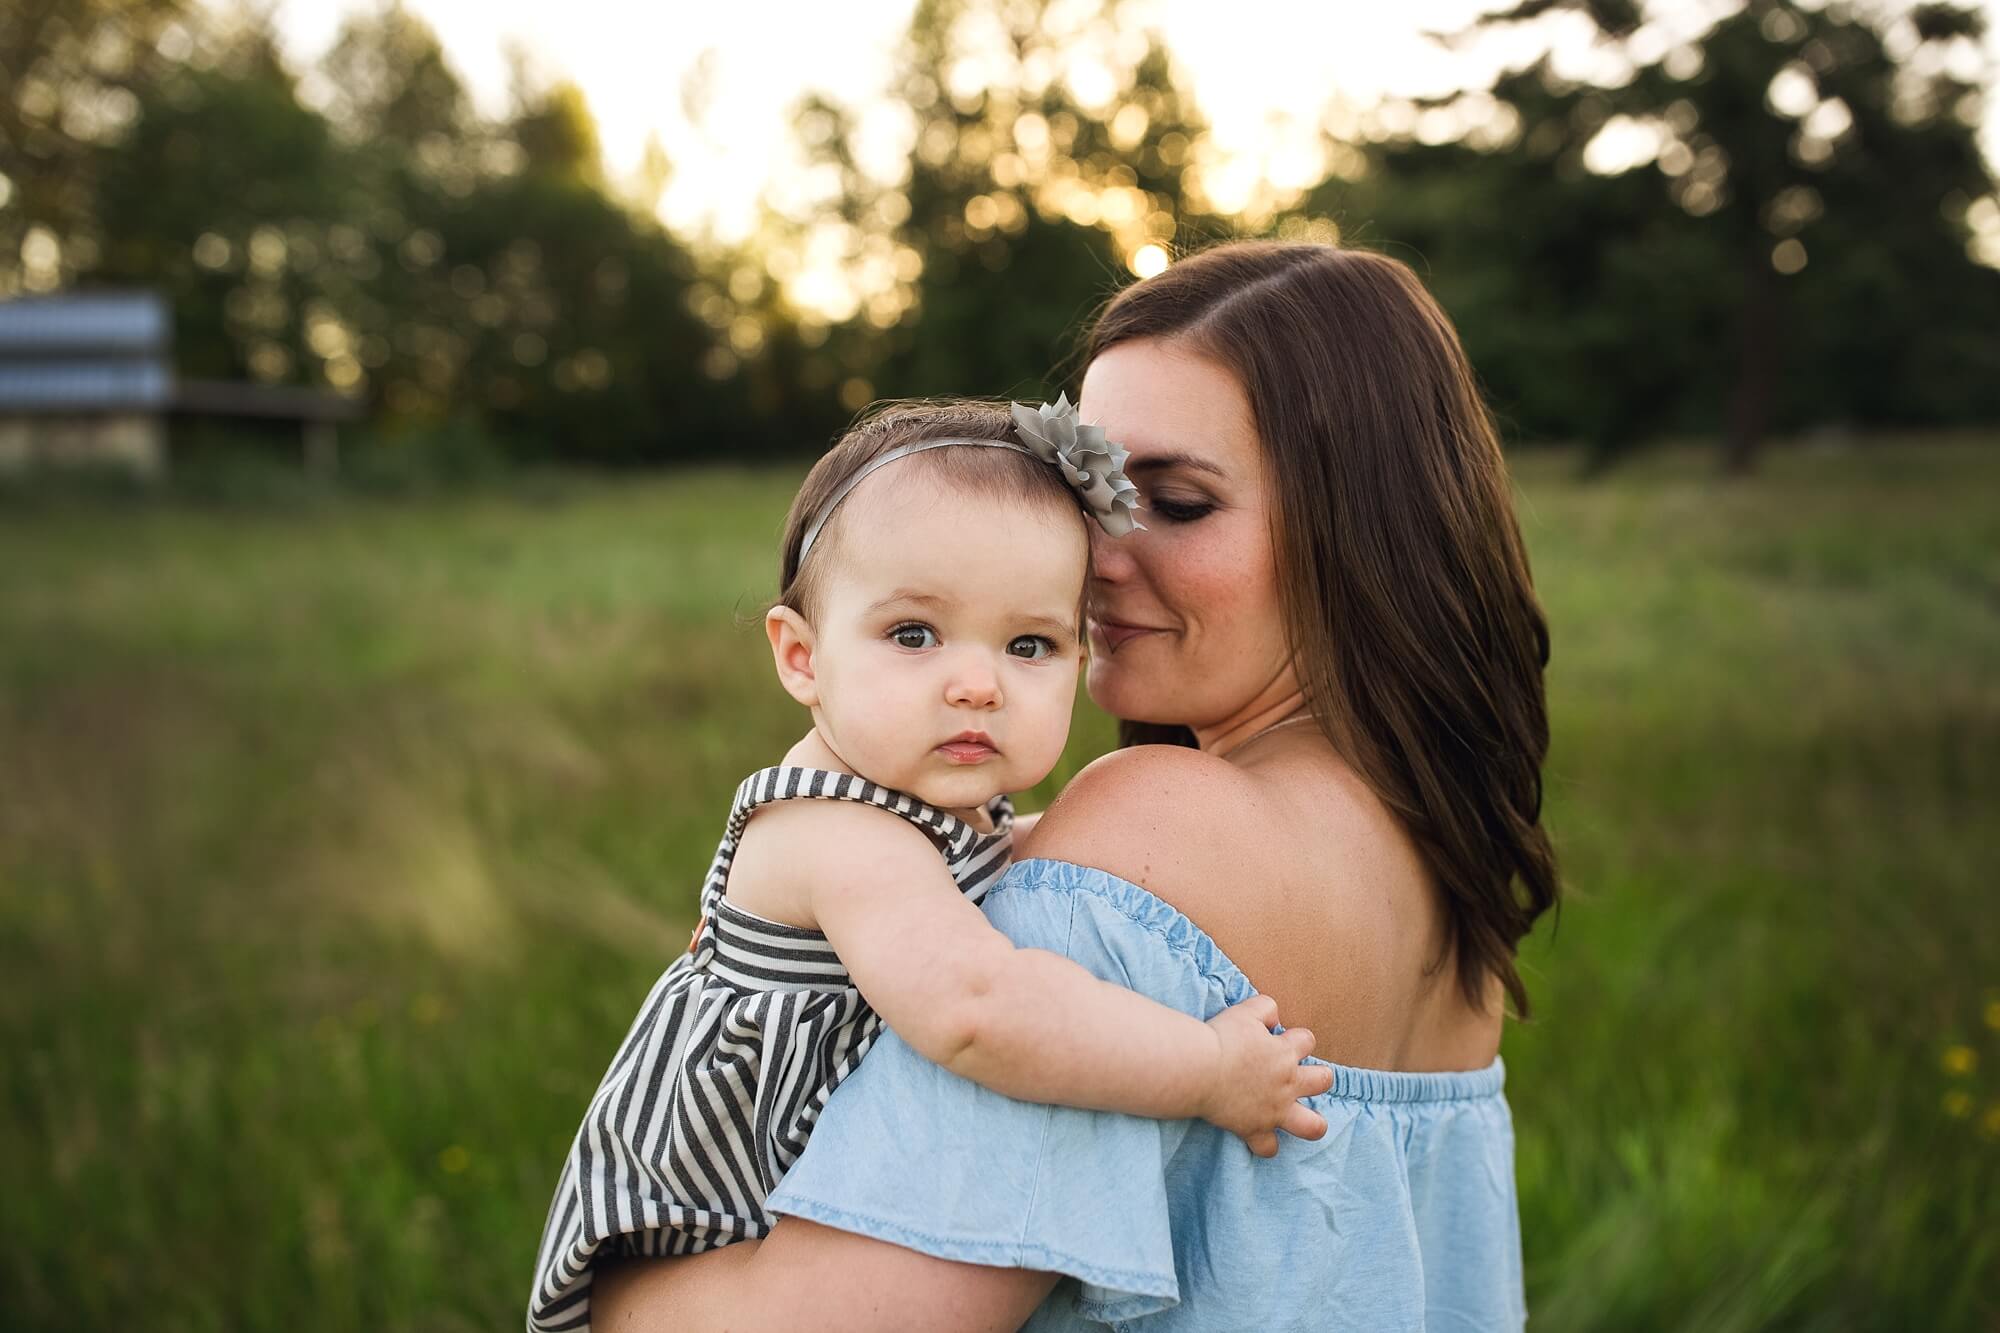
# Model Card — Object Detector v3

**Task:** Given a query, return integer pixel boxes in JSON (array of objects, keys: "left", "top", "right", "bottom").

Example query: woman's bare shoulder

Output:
[
  {"left": 1024, "top": 744, "right": 1440, "bottom": 1053},
  {"left": 1023, "top": 746, "right": 1284, "bottom": 902},
  {"left": 1021, "top": 744, "right": 1401, "bottom": 937}
]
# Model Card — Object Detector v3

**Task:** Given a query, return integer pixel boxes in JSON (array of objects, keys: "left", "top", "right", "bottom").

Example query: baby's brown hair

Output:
[{"left": 777, "top": 399, "right": 1095, "bottom": 625}]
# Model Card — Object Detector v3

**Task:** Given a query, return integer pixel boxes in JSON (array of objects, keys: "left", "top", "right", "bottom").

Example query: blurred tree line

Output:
[
  {"left": 2, "top": 0, "right": 1995, "bottom": 472},
  {"left": 1326, "top": 0, "right": 2000, "bottom": 469}
]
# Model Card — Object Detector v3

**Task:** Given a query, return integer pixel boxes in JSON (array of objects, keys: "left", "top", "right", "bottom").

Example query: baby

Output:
[{"left": 528, "top": 398, "right": 1329, "bottom": 1331}]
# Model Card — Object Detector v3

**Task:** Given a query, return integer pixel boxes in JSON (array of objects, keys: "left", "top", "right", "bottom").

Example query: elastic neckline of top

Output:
[{"left": 1002, "top": 857, "right": 1506, "bottom": 1104}]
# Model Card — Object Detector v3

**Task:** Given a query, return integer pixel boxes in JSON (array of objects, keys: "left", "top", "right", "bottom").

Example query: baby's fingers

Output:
[
  {"left": 1282, "top": 1026, "right": 1317, "bottom": 1060},
  {"left": 1244, "top": 1128, "right": 1279, "bottom": 1159},
  {"left": 1295, "top": 1064, "right": 1334, "bottom": 1098},
  {"left": 1231, "top": 993, "right": 1281, "bottom": 1030},
  {"left": 1282, "top": 1102, "right": 1328, "bottom": 1142}
]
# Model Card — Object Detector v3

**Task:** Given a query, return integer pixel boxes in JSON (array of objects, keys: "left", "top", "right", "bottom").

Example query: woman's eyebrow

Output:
[{"left": 1125, "top": 451, "right": 1226, "bottom": 479}]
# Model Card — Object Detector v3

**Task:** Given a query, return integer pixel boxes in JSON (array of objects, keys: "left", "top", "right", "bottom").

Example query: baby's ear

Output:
[{"left": 765, "top": 606, "right": 819, "bottom": 707}]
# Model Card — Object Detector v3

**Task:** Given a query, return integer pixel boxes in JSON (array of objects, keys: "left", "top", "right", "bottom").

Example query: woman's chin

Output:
[{"left": 1085, "top": 661, "right": 1161, "bottom": 723}]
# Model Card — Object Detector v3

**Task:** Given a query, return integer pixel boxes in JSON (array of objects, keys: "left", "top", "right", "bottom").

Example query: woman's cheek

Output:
[
  {"left": 1209, "top": 521, "right": 1280, "bottom": 633},
  {"left": 1174, "top": 524, "right": 1282, "bottom": 691}
]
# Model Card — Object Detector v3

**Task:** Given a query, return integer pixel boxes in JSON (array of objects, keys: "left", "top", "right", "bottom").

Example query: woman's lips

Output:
[
  {"left": 1091, "top": 620, "right": 1161, "bottom": 651},
  {"left": 937, "top": 741, "right": 997, "bottom": 763}
]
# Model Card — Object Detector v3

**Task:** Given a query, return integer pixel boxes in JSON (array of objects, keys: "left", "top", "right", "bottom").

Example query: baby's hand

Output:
[{"left": 1199, "top": 994, "right": 1334, "bottom": 1158}]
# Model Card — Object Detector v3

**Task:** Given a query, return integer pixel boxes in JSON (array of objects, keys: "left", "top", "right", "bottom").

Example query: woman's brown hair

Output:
[{"left": 1084, "top": 241, "right": 1558, "bottom": 1019}]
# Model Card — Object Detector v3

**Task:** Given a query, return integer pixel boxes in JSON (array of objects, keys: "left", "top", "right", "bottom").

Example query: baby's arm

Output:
[{"left": 798, "top": 803, "right": 1332, "bottom": 1155}]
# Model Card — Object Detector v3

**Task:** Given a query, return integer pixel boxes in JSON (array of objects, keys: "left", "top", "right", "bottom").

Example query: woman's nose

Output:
[
  {"left": 1088, "top": 520, "right": 1138, "bottom": 582},
  {"left": 945, "top": 651, "right": 1002, "bottom": 709}
]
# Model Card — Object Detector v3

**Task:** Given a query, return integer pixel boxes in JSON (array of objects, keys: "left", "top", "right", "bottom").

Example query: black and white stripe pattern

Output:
[{"left": 526, "top": 766, "right": 1014, "bottom": 1333}]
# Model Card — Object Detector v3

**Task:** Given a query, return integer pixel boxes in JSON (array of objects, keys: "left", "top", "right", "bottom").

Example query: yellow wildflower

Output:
[
  {"left": 1941, "top": 1044, "right": 1977, "bottom": 1077},
  {"left": 1982, "top": 1104, "right": 2000, "bottom": 1140},
  {"left": 1984, "top": 999, "right": 2000, "bottom": 1032},
  {"left": 1943, "top": 1090, "right": 1974, "bottom": 1119},
  {"left": 439, "top": 1144, "right": 471, "bottom": 1174},
  {"left": 410, "top": 993, "right": 445, "bottom": 1025}
]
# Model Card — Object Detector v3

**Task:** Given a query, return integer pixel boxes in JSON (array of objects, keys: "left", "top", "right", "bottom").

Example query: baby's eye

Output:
[
  {"left": 1007, "top": 635, "right": 1056, "bottom": 660},
  {"left": 890, "top": 623, "right": 939, "bottom": 650}
]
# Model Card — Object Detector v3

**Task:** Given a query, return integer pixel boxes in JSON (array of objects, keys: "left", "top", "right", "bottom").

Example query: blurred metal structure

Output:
[
  {"left": 0, "top": 292, "right": 174, "bottom": 476},
  {"left": 0, "top": 291, "right": 360, "bottom": 478}
]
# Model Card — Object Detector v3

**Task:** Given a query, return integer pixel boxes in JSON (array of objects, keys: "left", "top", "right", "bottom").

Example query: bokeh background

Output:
[{"left": 3, "top": 0, "right": 1997, "bottom": 1328}]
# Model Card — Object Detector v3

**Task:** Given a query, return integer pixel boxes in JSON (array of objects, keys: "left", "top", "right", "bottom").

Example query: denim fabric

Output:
[{"left": 765, "top": 858, "right": 1527, "bottom": 1332}]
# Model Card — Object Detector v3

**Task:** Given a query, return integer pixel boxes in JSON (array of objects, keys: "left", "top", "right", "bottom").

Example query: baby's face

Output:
[{"left": 799, "top": 471, "right": 1088, "bottom": 814}]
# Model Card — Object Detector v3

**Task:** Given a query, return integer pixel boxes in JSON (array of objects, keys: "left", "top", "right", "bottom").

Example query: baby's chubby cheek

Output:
[
  {"left": 839, "top": 709, "right": 932, "bottom": 782},
  {"left": 1008, "top": 685, "right": 1080, "bottom": 783}
]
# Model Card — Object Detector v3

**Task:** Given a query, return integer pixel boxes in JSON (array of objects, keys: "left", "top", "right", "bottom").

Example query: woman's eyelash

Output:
[{"left": 1149, "top": 498, "right": 1215, "bottom": 522}]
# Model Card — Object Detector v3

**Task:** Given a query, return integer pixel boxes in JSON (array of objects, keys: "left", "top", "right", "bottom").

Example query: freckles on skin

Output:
[{"left": 1078, "top": 339, "right": 1294, "bottom": 729}]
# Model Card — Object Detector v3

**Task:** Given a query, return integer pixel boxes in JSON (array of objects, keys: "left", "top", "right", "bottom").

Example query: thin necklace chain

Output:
[{"left": 1223, "top": 711, "right": 1317, "bottom": 756}]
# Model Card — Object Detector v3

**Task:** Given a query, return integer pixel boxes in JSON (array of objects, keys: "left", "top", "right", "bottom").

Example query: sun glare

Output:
[{"left": 272, "top": 0, "right": 2000, "bottom": 311}]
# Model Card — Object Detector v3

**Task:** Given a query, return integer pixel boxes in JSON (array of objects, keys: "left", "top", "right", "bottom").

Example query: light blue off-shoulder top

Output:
[{"left": 765, "top": 858, "right": 1526, "bottom": 1332}]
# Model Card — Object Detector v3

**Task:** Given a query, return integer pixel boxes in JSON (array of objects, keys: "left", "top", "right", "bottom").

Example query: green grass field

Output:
[{"left": 3, "top": 441, "right": 1996, "bottom": 1330}]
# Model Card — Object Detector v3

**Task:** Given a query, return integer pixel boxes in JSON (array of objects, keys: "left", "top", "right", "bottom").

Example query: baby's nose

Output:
[{"left": 945, "top": 654, "right": 1002, "bottom": 708}]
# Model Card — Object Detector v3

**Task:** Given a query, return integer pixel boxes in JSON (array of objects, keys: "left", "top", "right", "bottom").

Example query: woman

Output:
[{"left": 588, "top": 240, "right": 1557, "bottom": 1330}]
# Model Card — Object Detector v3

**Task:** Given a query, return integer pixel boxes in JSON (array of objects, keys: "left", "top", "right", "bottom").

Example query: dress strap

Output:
[
  {"left": 729, "top": 766, "right": 992, "bottom": 860},
  {"left": 690, "top": 765, "right": 1012, "bottom": 957}
]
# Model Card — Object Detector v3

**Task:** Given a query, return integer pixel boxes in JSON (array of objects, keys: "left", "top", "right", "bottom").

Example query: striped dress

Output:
[{"left": 527, "top": 765, "right": 1014, "bottom": 1333}]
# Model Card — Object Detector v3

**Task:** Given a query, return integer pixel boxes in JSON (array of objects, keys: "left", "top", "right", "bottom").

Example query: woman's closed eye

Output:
[{"left": 1147, "top": 494, "right": 1216, "bottom": 523}]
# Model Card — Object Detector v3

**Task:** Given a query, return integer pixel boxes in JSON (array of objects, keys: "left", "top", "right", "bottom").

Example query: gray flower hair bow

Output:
[
  {"left": 795, "top": 396, "right": 1144, "bottom": 564},
  {"left": 1009, "top": 394, "right": 1145, "bottom": 538}
]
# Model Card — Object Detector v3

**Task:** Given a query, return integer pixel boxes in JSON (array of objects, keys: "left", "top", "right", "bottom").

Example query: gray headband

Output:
[{"left": 795, "top": 395, "right": 1144, "bottom": 565}]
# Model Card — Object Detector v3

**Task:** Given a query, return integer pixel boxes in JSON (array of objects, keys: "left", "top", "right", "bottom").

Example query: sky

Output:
[{"left": 271, "top": 0, "right": 2000, "bottom": 249}]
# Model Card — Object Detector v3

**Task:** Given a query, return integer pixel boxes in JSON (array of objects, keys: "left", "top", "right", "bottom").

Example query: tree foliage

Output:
[
  {"left": 1358, "top": 0, "right": 2000, "bottom": 467},
  {"left": 49, "top": 2, "right": 791, "bottom": 464},
  {"left": 3, "top": 0, "right": 1996, "bottom": 472},
  {"left": 0, "top": 0, "right": 195, "bottom": 292}
]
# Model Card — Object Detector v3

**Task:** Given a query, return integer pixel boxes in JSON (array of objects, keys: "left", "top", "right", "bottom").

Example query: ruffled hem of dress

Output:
[
  {"left": 767, "top": 1191, "right": 1180, "bottom": 1314},
  {"left": 999, "top": 858, "right": 1508, "bottom": 1106}
]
